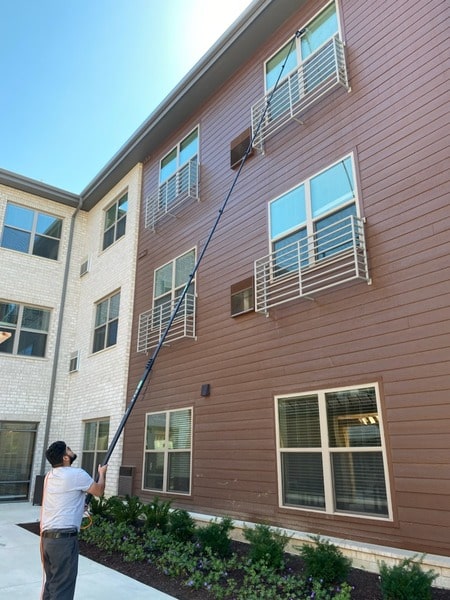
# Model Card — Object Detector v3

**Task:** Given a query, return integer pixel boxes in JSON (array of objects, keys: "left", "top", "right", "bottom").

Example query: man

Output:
[{"left": 40, "top": 441, "right": 108, "bottom": 600}]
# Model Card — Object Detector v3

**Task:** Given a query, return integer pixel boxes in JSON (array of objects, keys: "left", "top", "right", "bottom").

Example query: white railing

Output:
[
  {"left": 137, "top": 293, "right": 196, "bottom": 352},
  {"left": 145, "top": 158, "right": 199, "bottom": 230},
  {"left": 254, "top": 215, "right": 370, "bottom": 313},
  {"left": 251, "top": 35, "right": 349, "bottom": 150}
]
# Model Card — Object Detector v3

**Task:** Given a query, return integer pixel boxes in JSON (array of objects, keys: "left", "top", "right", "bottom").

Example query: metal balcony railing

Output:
[
  {"left": 254, "top": 215, "right": 370, "bottom": 313},
  {"left": 251, "top": 35, "right": 349, "bottom": 150},
  {"left": 145, "top": 158, "right": 199, "bottom": 230},
  {"left": 137, "top": 293, "right": 196, "bottom": 352}
]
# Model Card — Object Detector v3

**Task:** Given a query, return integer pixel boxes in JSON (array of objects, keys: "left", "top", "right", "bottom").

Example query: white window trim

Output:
[
  {"left": 159, "top": 126, "right": 200, "bottom": 184},
  {"left": 91, "top": 289, "right": 121, "bottom": 354},
  {"left": 102, "top": 190, "right": 128, "bottom": 251},
  {"left": 274, "top": 382, "right": 393, "bottom": 521},
  {"left": 152, "top": 247, "right": 197, "bottom": 311},
  {"left": 142, "top": 407, "right": 193, "bottom": 496}
]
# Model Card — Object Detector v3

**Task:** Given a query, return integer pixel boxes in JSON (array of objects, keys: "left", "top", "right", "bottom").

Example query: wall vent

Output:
[
  {"left": 69, "top": 350, "right": 80, "bottom": 373},
  {"left": 80, "top": 257, "right": 91, "bottom": 277},
  {"left": 230, "top": 128, "right": 253, "bottom": 169}
]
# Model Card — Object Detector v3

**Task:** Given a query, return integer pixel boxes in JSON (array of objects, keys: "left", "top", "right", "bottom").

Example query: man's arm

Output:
[{"left": 86, "top": 464, "right": 108, "bottom": 497}]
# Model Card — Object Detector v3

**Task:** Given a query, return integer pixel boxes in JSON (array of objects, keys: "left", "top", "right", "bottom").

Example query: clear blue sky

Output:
[{"left": 0, "top": 0, "right": 253, "bottom": 193}]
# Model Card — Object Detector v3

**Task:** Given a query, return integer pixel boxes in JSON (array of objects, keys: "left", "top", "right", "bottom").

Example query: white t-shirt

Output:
[{"left": 41, "top": 466, "right": 94, "bottom": 532}]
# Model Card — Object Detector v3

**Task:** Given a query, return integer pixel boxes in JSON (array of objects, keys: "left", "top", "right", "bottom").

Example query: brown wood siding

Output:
[{"left": 124, "top": 0, "right": 450, "bottom": 556}]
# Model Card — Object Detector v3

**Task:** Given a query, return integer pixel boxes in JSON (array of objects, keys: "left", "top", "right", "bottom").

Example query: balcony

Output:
[
  {"left": 137, "top": 293, "right": 196, "bottom": 352},
  {"left": 251, "top": 35, "right": 349, "bottom": 151},
  {"left": 145, "top": 158, "right": 199, "bottom": 230},
  {"left": 254, "top": 215, "right": 370, "bottom": 313}
]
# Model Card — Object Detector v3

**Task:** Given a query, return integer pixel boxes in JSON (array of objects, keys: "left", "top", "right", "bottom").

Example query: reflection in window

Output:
[
  {"left": 1, "top": 203, "right": 62, "bottom": 260},
  {"left": 277, "top": 385, "right": 390, "bottom": 517},
  {"left": 81, "top": 419, "right": 110, "bottom": 477}
]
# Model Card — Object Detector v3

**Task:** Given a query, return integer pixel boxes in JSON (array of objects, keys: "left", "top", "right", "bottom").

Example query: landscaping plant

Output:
[
  {"left": 243, "top": 523, "right": 290, "bottom": 570},
  {"left": 379, "top": 555, "right": 437, "bottom": 600},
  {"left": 297, "top": 534, "right": 352, "bottom": 586}
]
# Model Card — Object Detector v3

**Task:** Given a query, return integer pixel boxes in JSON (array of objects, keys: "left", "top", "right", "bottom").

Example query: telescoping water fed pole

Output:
[{"left": 86, "top": 29, "right": 304, "bottom": 503}]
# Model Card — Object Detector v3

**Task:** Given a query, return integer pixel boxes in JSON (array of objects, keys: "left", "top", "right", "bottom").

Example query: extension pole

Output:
[{"left": 86, "top": 29, "right": 303, "bottom": 502}]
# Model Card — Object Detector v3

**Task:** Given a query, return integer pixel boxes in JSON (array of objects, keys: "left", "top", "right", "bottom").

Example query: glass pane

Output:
[
  {"left": 33, "top": 235, "right": 59, "bottom": 259},
  {"left": 81, "top": 452, "right": 95, "bottom": 477},
  {"left": 93, "top": 325, "right": 106, "bottom": 353},
  {"left": 315, "top": 204, "right": 356, "bottom": 260},
  {"left": 168, "top": 452, "right": 190, "bottom": 492},
  {"left": 179, "top": 130, "right": 198, "bottom": 165},
  {"left": 106, "top": 319, "right": 118, "bottom": 347},
  {"left": 103, "top": 227, "right": 114, "bottom": 250},
  {"left": 0, "top": 425, "right": 36, "bottom": 500},
  {"left": 332, "top": 451, "right": 388, "bottom": 516},
  {"left": 155, "top": 263, "right": 173, "bottom": 297},
  {"left": 301, "top": 2, "right": 338, "bottom": 59},
  {"left": 169, "top": 410, "right": 191, "bottom": 449},
  {"left": 116, "top": 215, "right": 126, "bottom": 240},
  {"left": 1, "top": 227, "right": 31, "bottom": 253},
  {"left": 279, "top": 396, "right": 320, "bottom": 448},
  {"left": 97, "top": 421, "right": 110, "bottom": 451},
  {"left": 118, "top": 193, "right": 128, "bottom": 216},
  {"left": 95, "top": 300, "right": 108, "bottom": 327},
  {"left": 146, "top": 413, "right": 166, "bottom": 450},
  {"left": 273, "top": 229, "right": 308, "bottom": 275},
  {"left": 4, "top": 204, "right": 34, "bottom": 229},
  {"left": 266, "top": 42, "right": 297, "bottom": 89},
  {"left": 326, "top": 387, "right": 380, "bottom": 447},
  {"left": 144, "top": 452, "right": 164, "bottom": 490},
  {"left": 270, "top": 184, "right": 305, "bottom": 239},
  {"left": 311, "top": 157, "right": 355, "bottom": 218},
  {"left": 109, "top": 293, "right": 120, "bottom": 320},
  {"left": 281, "top": 452, "right": 325, "bottom": 508},
  {"left": 0, "top": 303, "right": 18, "bottom": 325},
  {"left": 160, "top": 148, "right": 177, "bottom": 183},
  {"left": 22, "top": 307, "right": 50, "bottom": 331},
  {"left": 96, "top": 451, "right": 107, "bottom": 467},
  {"left": 18, "top": 331, "right": 47, "bottom": 357},
  {"left": 83, "top": 422, "right": 97, "bottom": 451},
  {"left": 36, "top": 213, "right": 62, "bottom": 238},
  {"left": 104, "top": 204, "right": 117, "bottom": 230},
  {"left": 175, "top": 250, "right": 195, "bottom": 287}
]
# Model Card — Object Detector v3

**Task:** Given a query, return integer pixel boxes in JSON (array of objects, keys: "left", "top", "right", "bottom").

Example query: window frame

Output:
[
  {"left": 275, "top": 383, "right": 392, "bottom": 520},
  {"left": 1, "top": 202, "right": 63, "bottom": 260},
  {"left": 92, "top": 290, "right": 120, "bottom": 353},
  {"left": 263, "top": 0, "right": 341, "bottom": 94},
  {"left": 81, "top": 418, "right": 110, "bottom": 478},
  {"left": 268, "top": 153, "right": 359, "bottom": 271},
  {"left": 159, "top": 127, "right": 199, "bottom": 185},
  {"left": 0, "top": 301, "right": 50, "bottom": 358},
  {"left": 142, "top": 407, "right": 193, "bottom": 495},
  {"left": 102, "top": 192, "right": 128, "bottom": 251}
]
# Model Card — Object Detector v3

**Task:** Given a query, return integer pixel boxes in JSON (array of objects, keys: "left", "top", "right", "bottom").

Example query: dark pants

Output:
[{"left": 41, "top": 536, "right": 79, "bottom": 600}]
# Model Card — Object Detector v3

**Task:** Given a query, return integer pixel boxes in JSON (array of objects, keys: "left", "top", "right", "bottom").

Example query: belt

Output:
[{"left": 42, "top": 529, "right": 78, "bottom": 539}]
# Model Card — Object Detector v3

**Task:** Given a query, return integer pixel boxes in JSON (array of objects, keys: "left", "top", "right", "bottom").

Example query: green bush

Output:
[
  {"left": 297, "top": 535, "right": 352, "bottom": 586},
  {"left": 142, "top": 496, "right": 172, "bottom": 531},
  {"left": 168, "top": 508, "right": 197, "bottom": 542},
  {"left": 108, "top": 494, "right": 144, "bottom": 526},
  {"left": 379, "top": 556, "right": 437, "bottom": 600},
  {"left": 196, "top": 516, "right": 234, "bottom": 558},
  {"left": 243, "top": 523, "right": 290, "bottom": 570}
]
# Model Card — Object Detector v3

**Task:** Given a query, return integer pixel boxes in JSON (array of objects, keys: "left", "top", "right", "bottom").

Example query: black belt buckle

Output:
[{"left": 42, "top": 529, "right": 77, "bottom": 539}]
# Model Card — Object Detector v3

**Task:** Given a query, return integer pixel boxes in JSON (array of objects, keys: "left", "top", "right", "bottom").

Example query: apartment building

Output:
[
  {"left": 119, "top": 0, "right": 450, "bottom": 569},
  {"left": 0, "top": 163, "right": 142, "bottom": 499}
]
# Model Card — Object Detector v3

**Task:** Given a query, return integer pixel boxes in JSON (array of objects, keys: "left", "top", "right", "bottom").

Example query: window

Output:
[
  {"left": 265, "top": 1, "right": 339, "bottom": 112},
  {"left": 231, "top": 277, "right": 254, "bottom": 316},
  {"left": 103, "top": 193, "right": 127, "bottom": 250},
  {"left": 81, "top": 419, "right": 109, "bottom": 477},
  {"left": 269, "top": 154, "right": 357, "bottom": 273},
  {"left": 143, "top": 408, "right": 192, "bottom": 494},
  {"left": 1, "top": 202, "right": 62, "bottom": 260},
  {"left": 159, "top": 128, "right": 199, "bottom": 206},
  {"left": 276, "top": 384, "right": 390, "bottom": 518},
  {"left": 153, "top": 249, "right": 195, "bottom": 327},
  {"left": 92, "top": 291, "right": 120, "bottom": 353},
  {"left": 0, "top": 302, "right": 50, "bottom": 357}
]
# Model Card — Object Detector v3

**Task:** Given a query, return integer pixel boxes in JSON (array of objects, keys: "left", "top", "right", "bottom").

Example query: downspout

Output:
[{"left": 39, "top": 196, "right": 84, "bottom": 473}]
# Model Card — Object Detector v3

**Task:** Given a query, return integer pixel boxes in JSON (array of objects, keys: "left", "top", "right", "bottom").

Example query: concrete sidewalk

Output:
[{"left": 0, "top": 501, "right": 176, "bottom": 599}]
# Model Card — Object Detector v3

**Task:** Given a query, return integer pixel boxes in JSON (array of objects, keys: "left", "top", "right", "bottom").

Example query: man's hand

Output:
[{"left": 98, "top": 464, "right": 108, "bottom": 478}]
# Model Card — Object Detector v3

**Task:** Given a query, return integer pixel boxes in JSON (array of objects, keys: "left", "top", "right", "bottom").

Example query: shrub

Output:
[
  {"left": 379, "top": 556, "right": 437, "bottom": 600},
  {"left": 108, "top": 494, "right": 144, "bottom": 526},
  {"left": 297, "top": 535, "right": 352, "bottom": 586},
  {"left": 196, "top": 516, "right": 234, "bottom": 558},
  {"left": 142, "top": 496, "right": 172, "bottom": 531},
  {"left": 243, "top": 523, "right": 290, "bottom": 570},
  {"left": 168, "top": 508, "right": 197, "bottom": 542}
]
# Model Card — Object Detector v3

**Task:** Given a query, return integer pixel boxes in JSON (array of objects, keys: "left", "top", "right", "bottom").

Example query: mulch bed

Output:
[{"left": 20, "top": 521, "right": 450, "bottom": 599}]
